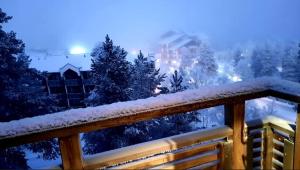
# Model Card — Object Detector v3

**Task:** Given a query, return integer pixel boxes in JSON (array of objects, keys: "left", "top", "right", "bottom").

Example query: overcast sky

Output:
[{"left": 1, "top": 0, "right": 300, "bottom": 53}]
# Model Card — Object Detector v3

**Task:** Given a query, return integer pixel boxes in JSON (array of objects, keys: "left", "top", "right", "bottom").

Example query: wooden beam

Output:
[
  {"left": 59, "top": 134, "right": 83, "bottom": 170},
  {"left": 283, "top": 139, "right": 294, "bottom": 169},
  {"left": 294, "top": 104, "right": 300, "bottom": 169},
  {"left": 84, "top": 126, "right": 232, "bottom": 169},
  {"left": 263, "top": 126, "right": 273, "bottom": 169},
  {"left": 110, "top": 142, "right": 218, "bottom": 169},
  {"left": 148, "top": 150, "right": 218, "bottom": 170},
  {"left": 3, "top": 78, "right": 300, "bottom": 149},
  {"left": 224, "top": 102, "right": 246, "bottom": 169},
  {"left": 0, "top": 91, "right": 268, "bottom": 149}
]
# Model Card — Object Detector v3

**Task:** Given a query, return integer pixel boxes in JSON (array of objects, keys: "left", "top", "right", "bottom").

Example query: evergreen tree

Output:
[
  {"left": 185, "top": 43, "right": 218, "bottom": 88},
  {"left": 196, "top": 43, "right": 218, "bottom": 76},
  {"left": 251, "top": 44, "right": 278, "bottom": 77},
  {"left": 83, "top": 35, "right": 133, "bottom": 154},
  {"left": 281, "top": 44, "right": 298, "bottom": 82},
  {"left": 163, "top": 70, "right": 198, "bottom": 135},
  {"left": 86, "top": 35, "right": 131, "bottom": 106},
  {"left": 0, "top": 9, "right": 60, "bottom": 168},
  {"left": 170, "top": 70, "right": 185, "bottom": 93},
  {"left": 130, "top": 51, "right": 166, "bottom": 99}
]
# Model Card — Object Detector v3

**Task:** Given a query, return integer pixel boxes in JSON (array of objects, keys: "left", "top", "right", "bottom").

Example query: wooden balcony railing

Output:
[
  {"left": 247, "top": 115, "right": 295, "bottom": 169},
  {"left": 0, "top": 77, "right": 300, "bottom": 169}
]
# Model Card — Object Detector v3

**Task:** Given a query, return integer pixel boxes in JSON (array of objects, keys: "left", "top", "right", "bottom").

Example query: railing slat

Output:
[
  {"left": 59, "top": 134, "right": 83, "bottom": 170},
  {"left": 246, "top": 135, "right": 254, "bottom": 169},
  {"left": 224, "top": 101, "right": 246, "bottom": 169}
]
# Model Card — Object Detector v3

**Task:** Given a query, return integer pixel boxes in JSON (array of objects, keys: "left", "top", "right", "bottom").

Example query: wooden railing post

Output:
[
  {"left": 59, "top": 134, "right": 84, "bottom": 170},
  {"left": 263, "top": 126, "right": 273, "bottom": 169},
  {"left": 283, "top": 139, "right": 294, "bottom": 169},
  {"left": 294, "top": 104, "right": 300, "bottom": 169},
  {"left": 224, "top": 101, "right": 246, "bottom": 169}
]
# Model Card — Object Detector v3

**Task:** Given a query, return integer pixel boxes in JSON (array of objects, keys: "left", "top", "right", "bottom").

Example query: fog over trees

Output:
[{"left": 0, "top": 7, "right": 300, "bottom": 168}]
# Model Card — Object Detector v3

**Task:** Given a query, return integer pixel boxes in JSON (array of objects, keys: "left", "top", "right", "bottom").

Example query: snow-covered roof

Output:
[
  {"left": 28, "top": 50, "right": 92, "bottom": 72},
  {"left": 159, "top": 32, "right": 185, "bottom": 45},
  {"left": 59, "top": 63, "right": 81, "bottom": 77},
  {"left": 159, "top": 31, "right": 200, "bottom": 50},
  {"left": 0, "top": 77, "right": 300, "bottom": 141},
  {"left": 169, "top": 38, "right": 194, "bottom": 50}
]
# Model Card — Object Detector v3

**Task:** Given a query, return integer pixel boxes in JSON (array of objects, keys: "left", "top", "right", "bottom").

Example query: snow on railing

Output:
[
  {"left": 0, "top": 77, "right": 300, "bottom": 169},
  {"left": 1, "top": 77, "right": 299, "bottom": 140}
]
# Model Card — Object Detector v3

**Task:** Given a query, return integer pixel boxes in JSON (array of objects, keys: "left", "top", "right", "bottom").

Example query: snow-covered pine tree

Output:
[
  {"left": 86, "top": 35, "right": 131, "bottom": 106},
  {"left": 170, "top": 70, "right": 185, "bottom": 93},
  {"left": 130, "top": 51, "right": 166, "bottom": 100},
  {"left": 197, "top": 43, "right": 218, "bottom": 76},
  {"left": 159, "top": 70, "right": 199, "bottom": 135},
  {"left": 118, "top": 51, "right": 167, "bottom": 147},
  {"left": 83, "top": 35, "right": 134, "bottom": 154},
  {"left": 0, "top": 8, "right": 61, "bottom": 169},
  {"left": 186, "top": 43, "right": 218, "bottom": 87},
  {"left": 281, "top": 44, "right": 298, "bottom": 82},
  {"left": 251, "top": 44, "right": 278, "bottom": 77}
]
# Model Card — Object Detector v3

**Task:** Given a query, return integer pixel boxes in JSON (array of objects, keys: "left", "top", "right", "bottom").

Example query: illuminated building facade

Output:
[{"left": 155, "top": 31, "right": 202, "bottom": 74}]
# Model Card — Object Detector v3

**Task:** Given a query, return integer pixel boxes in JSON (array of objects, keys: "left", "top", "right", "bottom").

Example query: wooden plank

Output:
[
  {"left": 224, "top": 102, "right": 246, "bottom": 169},
  {"left": 0, "top": 90, "right": 269, "bottom": 148},
  {"left": 84, "top": 126, "right": 232, "bottom": 169},
  {"left": 246, "top": 135, "right": 253, "bottom": 170},
  {"left": 187, "top": 160, "right": 219, "bottom": 170},
  {"left": 272, "top": 158, "right": 283, "bottom": 168},
  {"left": 111, "top": 142, "right": 219, "bottom": 169},
  {"left": 58, "top": 134, "right": 83, "bottom": 170},
  {"left": 294, "top": 104, "right": 300, "bottom": 169},
  {"left": 216, "top": 142, "right": 224, "bottom": 169},
  {"left": 148, "top": 150, "right": 219, "bottom": 170},
  {"left": 222, "top": 140, "right": 233, "bottom": 170},
  {"left": 263, "top": 126, "right": 273, "bottom": 170},
  {"left": 283, "top": 139, "right": 294, "bottom": 170},
  {"left": 269, "top": 89, "right": 300, "bottom": 104}
]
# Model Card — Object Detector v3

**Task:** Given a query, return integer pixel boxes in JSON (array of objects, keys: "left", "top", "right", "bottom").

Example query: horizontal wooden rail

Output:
[
  {"left": 0, "top": 77, "right": 300, "bottom": 169},
  {"left": 1, "top": 77, "right": 300, "bottom": 148},
  {"left": 84, "top": 126, "right": 232, "bottom": 169},
  {"left": 110, "top": 143, "right": 218, "bottom": 170},
  {"left": 247, "top": 115, "right": 295, "bottom": 136},
  {"left": 0, "top": 91, "right": 269, "bottom": 148}
]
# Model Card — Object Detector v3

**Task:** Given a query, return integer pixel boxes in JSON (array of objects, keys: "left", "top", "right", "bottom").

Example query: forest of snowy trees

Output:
[{"left": 1, "top": 8, "right": 300, "bottom": 168}]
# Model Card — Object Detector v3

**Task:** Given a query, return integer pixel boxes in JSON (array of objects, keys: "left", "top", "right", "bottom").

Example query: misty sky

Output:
[{"left": 1, "top": 0, "right": 300, "bottom": 53}]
